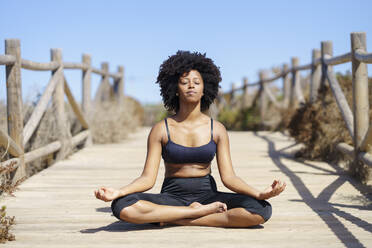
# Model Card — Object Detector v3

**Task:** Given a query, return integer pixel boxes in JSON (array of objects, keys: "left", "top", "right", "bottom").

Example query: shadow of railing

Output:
[{"left": 254, "top": 132, "right": 372, "bottom": 248}]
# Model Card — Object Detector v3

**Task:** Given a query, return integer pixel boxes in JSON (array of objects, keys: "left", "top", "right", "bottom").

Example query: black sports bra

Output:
[{"left": 161, "top": 117, "right": 217, "bottom": 164}]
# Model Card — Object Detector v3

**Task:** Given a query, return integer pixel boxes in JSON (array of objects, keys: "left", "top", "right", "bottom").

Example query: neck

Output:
[{"left": 174, "top": 101, "right": 203, "bottom": 122}]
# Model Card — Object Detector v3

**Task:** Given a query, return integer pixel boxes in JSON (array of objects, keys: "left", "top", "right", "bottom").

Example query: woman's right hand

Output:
[{"left": 94, "top": 186, "right": 120, "bottom": 202}]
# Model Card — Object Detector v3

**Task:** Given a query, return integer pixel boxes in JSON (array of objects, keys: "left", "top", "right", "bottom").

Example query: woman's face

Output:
[{"left": 177, "top": 69, "right": 204, "bottom": 103}]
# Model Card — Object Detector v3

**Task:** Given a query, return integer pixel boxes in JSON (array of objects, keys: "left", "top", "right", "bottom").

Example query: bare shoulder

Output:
[
  {"left": 212, "top": 119, "right": 228, "bottom": 143},
  {"left": 148, "top": 119, "right": 166, "bottom": 143}
]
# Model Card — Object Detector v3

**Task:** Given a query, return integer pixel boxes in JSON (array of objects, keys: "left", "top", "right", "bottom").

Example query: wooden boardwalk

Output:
[{"left": 1, "top": 127, "right": 371, "bottom": 248}]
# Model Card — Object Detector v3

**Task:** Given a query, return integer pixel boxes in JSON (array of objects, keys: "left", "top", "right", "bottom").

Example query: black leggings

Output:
[{"left": 111, "top": 174, "right": 272, "bottom": 225}]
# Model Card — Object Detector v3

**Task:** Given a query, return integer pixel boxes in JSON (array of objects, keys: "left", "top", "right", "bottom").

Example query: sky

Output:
[{"left": 1, "top": 0, "right": 371, "bottom": 105}]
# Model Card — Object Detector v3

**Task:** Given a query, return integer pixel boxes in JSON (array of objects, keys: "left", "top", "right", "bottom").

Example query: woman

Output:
[{"left": 94, "top": 51, "right": 286, "bottom": 228}]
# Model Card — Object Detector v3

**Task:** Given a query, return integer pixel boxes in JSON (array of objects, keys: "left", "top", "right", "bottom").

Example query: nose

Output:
[{"left": 187, "top": 82, "right": 195, "bottom": 88}]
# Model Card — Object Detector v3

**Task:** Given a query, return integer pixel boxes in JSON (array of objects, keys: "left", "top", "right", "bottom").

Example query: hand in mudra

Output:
[
  {"left": 94, "top": 186, "right": 120, "bottom": 202},
  {"left": 258, "top": 179, "right": 286, "bottom": 200}
]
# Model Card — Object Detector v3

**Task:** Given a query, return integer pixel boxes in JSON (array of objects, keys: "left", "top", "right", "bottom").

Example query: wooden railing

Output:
[
  {"left": 215, "top": 31, "right": 372, "bottom": 173},
  {"left": 0, "top": 39, "right": 125, "bottom": 187}
]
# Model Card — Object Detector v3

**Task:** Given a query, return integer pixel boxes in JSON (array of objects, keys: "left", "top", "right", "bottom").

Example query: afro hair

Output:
[{"left": 156, "top": 50, "right": 222, "bottom": 113}]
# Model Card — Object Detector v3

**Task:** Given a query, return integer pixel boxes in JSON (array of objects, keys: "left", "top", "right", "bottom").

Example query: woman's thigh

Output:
[
  {"left": 111, "top": 192, "right": 185, "bottom": 221},
  {"left": 199, "top": 191, "right": 272, "bottom": 223}
]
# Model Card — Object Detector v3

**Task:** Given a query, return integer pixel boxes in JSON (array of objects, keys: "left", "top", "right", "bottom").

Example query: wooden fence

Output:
[
  {"left": 0, "top": 39, "right": 125, "bottom": 187},
  {"left": 215, "top": 31, "right": 372, "bottom": 174}
]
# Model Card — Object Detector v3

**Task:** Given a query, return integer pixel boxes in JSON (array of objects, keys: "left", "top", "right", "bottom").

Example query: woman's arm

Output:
[
  {"left": 215, "top": 121, "right": 261, "bottom": 199},
  {"left": 215, "top": 121, "right": 286, "bottom": 200},
  {"left": 95, "top": 122, "right": 163, "bottom": 202},
  {"left": 117, "top": 122, "right": 163, "bottom": 197}
]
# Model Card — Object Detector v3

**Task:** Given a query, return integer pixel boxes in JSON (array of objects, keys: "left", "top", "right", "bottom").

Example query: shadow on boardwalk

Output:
[{"left": 254, "top": 132, "right": 372, "bottom": 248}]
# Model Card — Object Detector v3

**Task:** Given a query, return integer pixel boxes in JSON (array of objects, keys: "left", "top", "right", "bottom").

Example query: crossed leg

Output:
[
  {"left": 119, "top": 200, "right": 264, "bottom": 228},
  {"left": 161, "top": 202, "right": 265, "bottom": 227},
  {"left": 119, "top": 199, "right": 227, "bottom": 224}
]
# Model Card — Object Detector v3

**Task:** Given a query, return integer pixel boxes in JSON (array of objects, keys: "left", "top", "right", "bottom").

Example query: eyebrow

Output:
[{"left": 181, "top": 77, "right": 200, "bottom": 80}]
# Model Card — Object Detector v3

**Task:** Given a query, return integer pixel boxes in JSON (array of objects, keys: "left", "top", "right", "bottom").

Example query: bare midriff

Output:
[{"left": 164, "top": 162, "right": 212, "bottom": 178}]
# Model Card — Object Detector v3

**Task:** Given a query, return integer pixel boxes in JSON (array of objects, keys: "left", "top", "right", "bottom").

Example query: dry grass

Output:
[
  {"left": 142, "top": 103, "right": 168, "bottom": 127},
  {"left": 217, "top": 89, "right": 281, "bottom": 131},
  {"left": 286, "top": 72, "right": 372, "bottom": 183},
  {"left": 88, "top": 96, "right": 144, "bottom": 143}
]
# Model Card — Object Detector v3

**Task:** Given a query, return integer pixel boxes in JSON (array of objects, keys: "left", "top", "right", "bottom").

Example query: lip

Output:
[{"left": 186, "top": 91, "right": 196, "bottom": 94}]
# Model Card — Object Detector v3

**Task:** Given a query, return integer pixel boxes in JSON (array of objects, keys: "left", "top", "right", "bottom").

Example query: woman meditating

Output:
[{"left": 94, "top": 51, "right": 286, "bottom": 228}]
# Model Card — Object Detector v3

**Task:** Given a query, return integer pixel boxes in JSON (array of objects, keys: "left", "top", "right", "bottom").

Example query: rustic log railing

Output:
[
  {"left": 215, "top": 31, "right": 372, "bottom": 174},
  {"left": 0, "top": 39, "right": 125, "bottom": 187}
]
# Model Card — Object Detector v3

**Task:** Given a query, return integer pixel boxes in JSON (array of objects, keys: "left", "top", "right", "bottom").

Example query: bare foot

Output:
[
  {"left": 160, "top": 202, "right": 201, "bottom": 226},
  {"left": 198, "top": 201, "right": 227, "bottom": 215},
  {"left": 159, "top": 201, "right": 227, "bottom": 227}
]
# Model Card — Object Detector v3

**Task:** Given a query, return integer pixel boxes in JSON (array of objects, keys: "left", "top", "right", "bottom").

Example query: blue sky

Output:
[{"left": 1, "top": 0, "right": 371, "bottom": 105}]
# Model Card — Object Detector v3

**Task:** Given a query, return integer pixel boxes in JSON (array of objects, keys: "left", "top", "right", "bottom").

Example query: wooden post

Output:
[
  {"left": 114, "top": 65, "right": 124, "bottom": 103},
  {"left": 310, "top": 49, "right": 321, "bottom": 103},
  {"left": 282, "top": 63, "right": 290, "bottom": 108},
  {"left": 289, "top": 58, "right": 297, "bottom": 108},
  {"left": 351, "top": 32, "right": 370, "bottom": 174},
  {"left": 291, "top": 57, "right": 305, "bottom": 106},
  {"left": 82, "top": 54, "right": 92, "bottom": 115},
  {"left": 259, "top": 71, "right": 268, "bottom": 125},
  {"left": 321, "top": 41, "right": 333, "bottom": 89},
  {"left": 230, "top": 82, "right": 236, "bottom": 107},
  {"left": 5, "top": 39, "right": 26, "bottom": 186},
  {"left": 101, "top": 62, "right": 110, "bottom": 101},
  {"left": 51, "top": 48, "right": 73, "bottom": 161},
  {"left": 241, "top": 77, "right": 249, "bottom": 108},
  {"left": 217, "top": 88, "right": 225, "bottom": 111}
]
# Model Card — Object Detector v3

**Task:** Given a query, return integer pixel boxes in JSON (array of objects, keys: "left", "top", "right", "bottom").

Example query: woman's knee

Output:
[
  {"left": 261, "top": 201, "right": 272, "bottom": 223},
  {"left": 111, "top": 193, "right": 140, "bottom": 220},
  {"left": 239, "top": 199, "right": 272, "bottom": 224}
]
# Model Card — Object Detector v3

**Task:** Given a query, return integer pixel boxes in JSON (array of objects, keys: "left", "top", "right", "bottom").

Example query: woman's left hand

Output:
[{"left": 258, "top": 179, "right": 286, "bottom": 200}]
